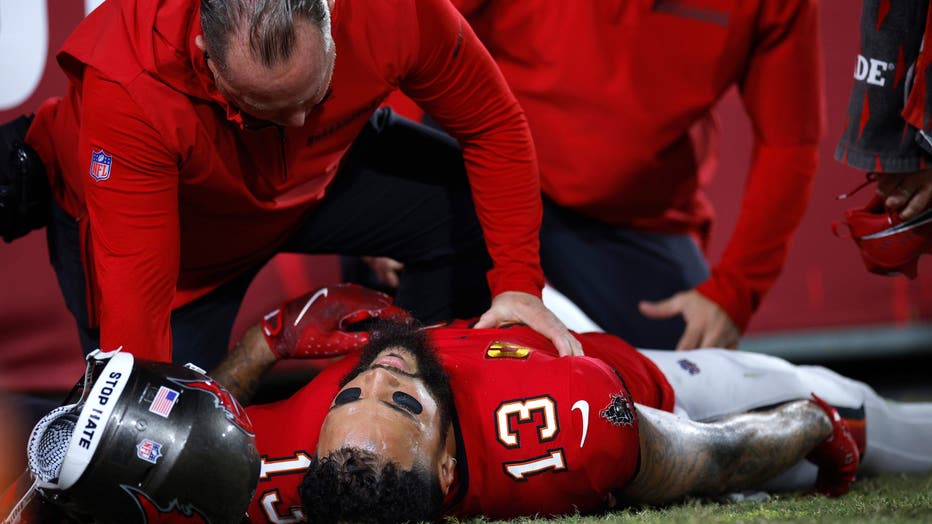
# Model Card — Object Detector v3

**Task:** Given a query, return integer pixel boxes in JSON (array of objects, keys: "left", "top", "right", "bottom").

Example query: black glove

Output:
[{"left": 0, "top": 113, "right": 51, "bottom": 243}]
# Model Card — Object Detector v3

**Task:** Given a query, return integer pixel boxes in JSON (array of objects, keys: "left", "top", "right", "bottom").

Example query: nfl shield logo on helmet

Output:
[
  {"left": 89, "top": 149, "right": 113, "bottom": 181},
  {"left": 136, "top": 439, "right": 164, "bottom": 464}
]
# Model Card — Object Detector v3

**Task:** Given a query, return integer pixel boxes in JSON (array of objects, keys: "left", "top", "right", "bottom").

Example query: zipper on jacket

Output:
[{"left": 277, "top": 125, "right": 288, "bottom": 182}]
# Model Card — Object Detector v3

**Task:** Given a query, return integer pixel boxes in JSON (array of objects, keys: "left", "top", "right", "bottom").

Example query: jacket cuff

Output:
[
  {"left": 487, "top": 266, "right": 544, "bottom": 299},
  {"left": 695, "top": 269, "right": 755, "bottom": 333}
]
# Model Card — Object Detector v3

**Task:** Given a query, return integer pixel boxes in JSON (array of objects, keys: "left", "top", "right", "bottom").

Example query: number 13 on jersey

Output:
[{"left": 495, "top": 395, "right": 568, "bottom": 480}]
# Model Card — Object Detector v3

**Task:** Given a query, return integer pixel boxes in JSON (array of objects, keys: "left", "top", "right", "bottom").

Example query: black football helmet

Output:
[{"left": 18, "top": 350, "right": 260, "bottom": 523}]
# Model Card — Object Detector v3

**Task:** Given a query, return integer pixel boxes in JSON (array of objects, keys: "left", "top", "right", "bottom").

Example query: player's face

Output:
[
  {"left": 317, "top": 347, "right": 446, "bottom": 469},
  {"left": 205, "top": 18, "right": 335, "bottom": 128}
]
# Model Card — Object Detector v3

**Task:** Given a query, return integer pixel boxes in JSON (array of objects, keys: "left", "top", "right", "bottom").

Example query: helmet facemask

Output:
[{"left": 3, "top": 350, "right": 259, "bottom": 524}]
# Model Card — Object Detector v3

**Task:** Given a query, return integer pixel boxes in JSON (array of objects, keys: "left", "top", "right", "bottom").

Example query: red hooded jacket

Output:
[{"left": 26, "top": 0, "right": 543, "bottom": 361}]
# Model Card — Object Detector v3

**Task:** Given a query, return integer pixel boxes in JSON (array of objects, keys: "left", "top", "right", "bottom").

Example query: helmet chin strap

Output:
[{"left": 0, "top": 469, "right": 38, "bottom": 524}]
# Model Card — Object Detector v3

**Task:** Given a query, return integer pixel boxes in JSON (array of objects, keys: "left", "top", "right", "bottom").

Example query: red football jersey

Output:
[{"left": 245, "top": 326, "right": 674, "bottom": 522}]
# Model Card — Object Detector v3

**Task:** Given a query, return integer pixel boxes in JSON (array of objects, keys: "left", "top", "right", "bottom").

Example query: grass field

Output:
[{"left": 451, "top": 472, "right": 932, "bottom": 524}]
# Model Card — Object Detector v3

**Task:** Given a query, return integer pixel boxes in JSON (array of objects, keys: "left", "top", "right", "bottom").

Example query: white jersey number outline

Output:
[
  {"left": 494, "top": 395, "right": 567, "bottom": 480},
  {"left": 260, "top": 489, "right": 305, "bottom": 524},
  {"left": 258, "top": 453, "right": 312, "bottom": 522},
  {"left": 495, "top": 395, "right": 559, "bottom": 447}
]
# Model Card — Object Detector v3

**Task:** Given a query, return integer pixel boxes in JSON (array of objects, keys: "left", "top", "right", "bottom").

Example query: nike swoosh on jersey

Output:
[{"left": 572, "top": 400, "right": 590, "bottom": 448}]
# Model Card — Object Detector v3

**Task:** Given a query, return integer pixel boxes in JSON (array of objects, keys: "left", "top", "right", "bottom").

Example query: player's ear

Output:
[{"left": 437, "top": 453, "right": 457, "bottom": 495}]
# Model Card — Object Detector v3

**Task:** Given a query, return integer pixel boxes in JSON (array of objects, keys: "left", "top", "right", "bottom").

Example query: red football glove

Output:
[
  {"left": 260, "top": 284, "right": 412, "bottom": 359},
  {"left": 805, "top": 393, "right": 860, "bottom": 497}
]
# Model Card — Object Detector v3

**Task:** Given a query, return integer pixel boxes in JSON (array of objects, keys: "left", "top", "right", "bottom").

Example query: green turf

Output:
[{"left": 446, "top": 472, "right": 932, "bottom": 524}]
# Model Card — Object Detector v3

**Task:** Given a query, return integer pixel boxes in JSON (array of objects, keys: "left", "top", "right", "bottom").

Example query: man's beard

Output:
[{"left": 341, "top": 320, "right": 454, "bottom": 433}]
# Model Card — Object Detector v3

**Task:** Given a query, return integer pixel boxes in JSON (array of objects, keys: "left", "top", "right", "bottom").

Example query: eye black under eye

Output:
[
  {"left": 334, "top": 387, "right": 361, "bottom": 406},
  {"left": 392, "top": 391, "right": 423, "bottom": 414}
]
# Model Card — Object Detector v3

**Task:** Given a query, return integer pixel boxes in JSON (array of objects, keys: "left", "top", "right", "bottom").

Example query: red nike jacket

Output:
[{"left": 26, "top": 0, "right": 542, "bottom": 361}]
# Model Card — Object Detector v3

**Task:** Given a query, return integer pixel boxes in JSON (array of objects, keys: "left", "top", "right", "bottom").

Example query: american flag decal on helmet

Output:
[{"left": 89, "top": 149, "right": 112, "bottom": 181}]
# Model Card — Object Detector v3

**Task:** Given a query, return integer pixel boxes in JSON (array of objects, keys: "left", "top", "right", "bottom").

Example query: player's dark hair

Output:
[
  {"left": 200, "top": 0, "right": 330, "bottom": 69},
  {"left": 299, "top": 447, "right": 443, "bottom": 524}
]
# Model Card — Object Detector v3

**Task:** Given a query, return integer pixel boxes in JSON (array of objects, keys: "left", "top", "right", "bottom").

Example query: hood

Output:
[{"left": 58, "top": 0, "right": 245, "bottom": 126}]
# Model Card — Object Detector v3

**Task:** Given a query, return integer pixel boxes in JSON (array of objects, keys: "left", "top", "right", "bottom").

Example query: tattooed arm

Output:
[
  {"left": 620, "top": 400, "right": 832, "bottom": 505},
  {"left": 210, "top": 325, "right": 278, "bottom": 404}
]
